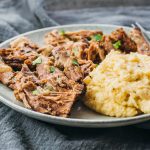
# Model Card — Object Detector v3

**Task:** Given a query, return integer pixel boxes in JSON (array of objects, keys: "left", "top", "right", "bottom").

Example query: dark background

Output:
[{"left": 0, "top": 0, "right": 150, "bottom": 149}]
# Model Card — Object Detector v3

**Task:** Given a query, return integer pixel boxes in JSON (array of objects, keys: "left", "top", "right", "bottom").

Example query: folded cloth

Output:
[{"left": 0, "top": 0, "right": 150, "bottom": 150}]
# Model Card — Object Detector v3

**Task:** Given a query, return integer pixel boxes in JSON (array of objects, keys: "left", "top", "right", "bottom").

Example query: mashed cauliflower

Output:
[{"left": 84, "top": 51, "right": 150, "bottom": 117}]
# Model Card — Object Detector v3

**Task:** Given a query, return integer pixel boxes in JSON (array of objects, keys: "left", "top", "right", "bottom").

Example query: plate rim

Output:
[
  {"left": 1, "top": 23, "right": 146, "bottom": 46},
  {"left": 0, "top": 23, "right": 150, "bottom": 127}
]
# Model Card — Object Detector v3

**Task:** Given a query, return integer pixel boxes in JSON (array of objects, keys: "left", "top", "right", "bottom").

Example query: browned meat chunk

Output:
[
  {"left": 11, "top": 61, "right": 83, "bottom": 117},
  {"left": 51, "top": 46, "right": 96, "bottom": 81},
  {"left": 0, "top": 37, "right": 39, "bottom": 70},
  {"left": 52, "top": 47, "right": 72, "bottom": 68},
  {"left": 0, "top": 72, "right": 14, "bottom": 85},
  {"left": 45, "top": 30, "right": 103, "bottom": 46},
  {"left": 79, "top": 59, "right": 96, "bottom": 76},
  {"left": 10, "top": 37, "right": 38, "bottom": 50},
  {"left": 87, "top": 41, "right": 105, "bottom": 62},
  {"left": 24, "top": 85, "right": 77, "bottom": 117},
  {"left": 109, "top": 28, "right": 137, "bottom": 53},
  {"left": 37, "top": 45, "right": 54, "bottom": 56},
  {"left": 51, "top": 47, "right": 84, "bottom": 81},
  {"left": 0, "top": 57, "right": 14, "bottom": 85},
  {"left": 64, "top": 66, "right": 83, "bottom": 82},
  {"left": 100, "top": 36, "right": 115, "bottom": 53},
  {"left": 130, "top": 27, "right": 150, "bottom": 56},
  {"left": 35, "top": 55, "right": 84, "bottom": 93}
]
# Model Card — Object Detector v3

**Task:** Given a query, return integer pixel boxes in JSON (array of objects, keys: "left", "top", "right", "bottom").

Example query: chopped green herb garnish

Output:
[
  {"left": 59, "top": 29, "right": 65, "bottom": 36},
  {"left": 92, "top": 34, "right": 102, "bottom": 42},
  {"left": 73, "top": 47, "right": 79, "bottom": 56},
  {"left": 45, "top": 85, "right": 53, "bottom": 91},
  {"left": 72, "top": 59, "right": 79, "bottom": 66},
  {"left": 57, "top": 77, "right": 62, "bottom": 83},
  {"left": 113, "top": 40, "right": 121, "bottom": 49},
  {"left": 66, "top": 51, "right": 70, "bottom": 56},
  {"left": 32, "top": 90, "right": 39, "bottom": 95},
  {"left": 50, "top": 66, "right": 55, "bottom": 73},
  {"left": 32, "top": 57, "right": 42, "bottom": 65},
  {"left": 95, "top": 64, "right": 99, "bottom": 67}
]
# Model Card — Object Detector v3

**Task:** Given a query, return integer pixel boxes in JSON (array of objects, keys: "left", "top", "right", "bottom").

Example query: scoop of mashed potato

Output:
[{"left": 84, "top": 51, "right": 150, "bottom": 117}]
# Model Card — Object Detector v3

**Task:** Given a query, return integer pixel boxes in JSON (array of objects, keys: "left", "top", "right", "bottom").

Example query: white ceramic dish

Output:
[{"left": 0, "top": 24, "right": 150, "bottom": 128}]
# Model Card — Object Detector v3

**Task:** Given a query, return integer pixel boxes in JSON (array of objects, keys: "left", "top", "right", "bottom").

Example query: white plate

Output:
[{"left": 0, "top": 24, "right": 150, "bottom": 128}]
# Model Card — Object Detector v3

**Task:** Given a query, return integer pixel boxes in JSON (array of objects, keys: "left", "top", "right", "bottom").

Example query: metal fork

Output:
[{"left": 131, "top": 22, "right": 150, "bottom": 43}]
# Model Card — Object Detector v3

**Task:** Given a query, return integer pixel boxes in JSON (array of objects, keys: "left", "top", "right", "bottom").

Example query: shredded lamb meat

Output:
[{"left": 11, "top": 64, "right": 80, "bottom": 117}]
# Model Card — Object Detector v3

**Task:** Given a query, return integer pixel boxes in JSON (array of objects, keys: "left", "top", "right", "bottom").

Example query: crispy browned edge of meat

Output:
[{"left": 130, "top": 27, "right": 150, "bottom": 56}]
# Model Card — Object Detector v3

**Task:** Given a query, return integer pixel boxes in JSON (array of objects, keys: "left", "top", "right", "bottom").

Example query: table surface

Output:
[{"left": 0, "top": 0, "right": 150, "bottom": 150}]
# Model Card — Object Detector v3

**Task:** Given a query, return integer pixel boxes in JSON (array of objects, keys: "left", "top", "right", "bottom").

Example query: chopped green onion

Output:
[
  {"left": 72, "top": 59, "right": 79, "bottom": 66},
  {"left": 113, "top": 40, "right": 121, "bottom": 49},
  {"left": 32, "top": 57, "right": 42, "bottom": 65},
  {"left": 73, "top": 48, "right": 79, "bottom": 56},
  {"left": 50, "top": 66, "right": 55, "bottom": 73},
  {"left": 32, "top": 90, "right": 39, "bottom": 95},
  {"left": 92, "top": 34, "right": 102, "bottom": 42},
  {"left": 59, "top": 29, "right": 65, "bottom": 36}
]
